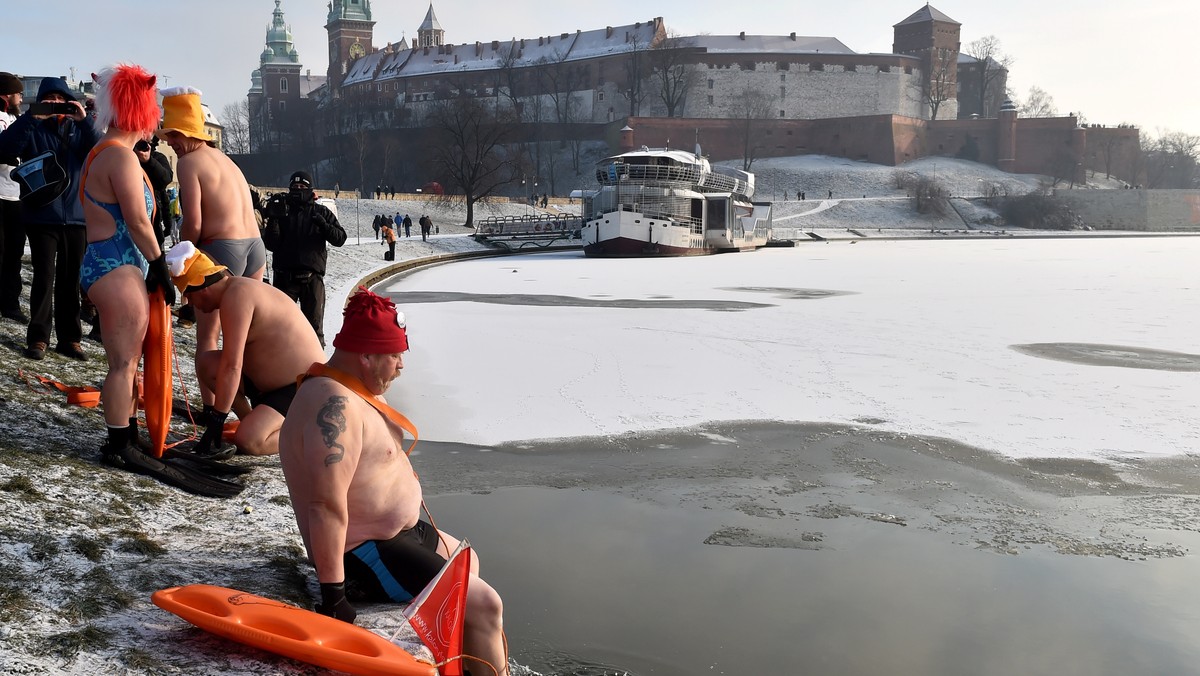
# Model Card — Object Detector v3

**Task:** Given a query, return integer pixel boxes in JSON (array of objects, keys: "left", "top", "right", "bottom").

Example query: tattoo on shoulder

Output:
[{"left": 317, "top": 396, "right": 348, "bottom": 466}]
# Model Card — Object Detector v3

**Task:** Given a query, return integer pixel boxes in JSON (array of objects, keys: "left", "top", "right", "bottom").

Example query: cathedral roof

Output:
[
  {"left": 328, "top": 0, "right": 373, "bottom": 23},
  {"left": 895, "top": 4, "right": 959, "bottom": 27},
  {"left": 262, "top": 0, "right": 300, "bottom": 65}
]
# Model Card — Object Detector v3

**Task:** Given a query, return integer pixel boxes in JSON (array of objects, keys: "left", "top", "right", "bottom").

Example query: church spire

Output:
[{"left": 417, "top": 3, "right": 445, "bottom": 48}]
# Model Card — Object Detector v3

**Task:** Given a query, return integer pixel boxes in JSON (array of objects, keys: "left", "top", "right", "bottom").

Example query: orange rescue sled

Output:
[
  {"left": 152, "top": 584, "right": 437, "bottom": 676},
  {"left": 142, "top": 288, "right": 173, "bottom": 458}
]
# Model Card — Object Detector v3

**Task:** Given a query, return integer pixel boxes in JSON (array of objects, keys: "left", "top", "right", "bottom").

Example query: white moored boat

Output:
[{"left": 580, "top": 146, "right": 773, "bottom": 257}]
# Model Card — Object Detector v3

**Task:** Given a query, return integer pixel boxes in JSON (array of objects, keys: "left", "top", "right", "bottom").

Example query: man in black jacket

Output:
[
  {"left": 262, "top": 171, "right": 346, "bottom": 346},
  {"left": 134, "top": 136, "right": 172, "bottom": 247},
  {"left": 0, "top": 77, "right": 99, "bottom": 360}
]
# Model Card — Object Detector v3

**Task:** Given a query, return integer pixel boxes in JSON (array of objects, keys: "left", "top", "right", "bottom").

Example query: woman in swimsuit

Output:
[{"left": 80, "top": 64, "right": 176, "bottom": 458}]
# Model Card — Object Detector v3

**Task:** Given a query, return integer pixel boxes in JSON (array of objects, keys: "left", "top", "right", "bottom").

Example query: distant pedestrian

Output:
[
  {"left": 828, "top": 189, "right": 833, "bottom": 199},
  {"left": 372, "top": 214, "right": 381, "bottom": 239},
  {"left": 403, "top": 214, "right": 411, "bottom": 238},
  {"left": 333, "top": 182, "right": 340, "bottom": 198}
]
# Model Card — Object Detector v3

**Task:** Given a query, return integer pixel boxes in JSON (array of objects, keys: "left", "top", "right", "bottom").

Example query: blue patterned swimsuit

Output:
[{"left": 79, "top": 183, "right": 152, "bottom": 292}]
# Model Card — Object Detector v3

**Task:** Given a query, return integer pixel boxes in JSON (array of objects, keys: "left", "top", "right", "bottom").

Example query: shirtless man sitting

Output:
[
  {"left": 158, "top": 87, "right": 266, "bottom": 405},
  {"left": 279, "top": 289, "right": 508, "bottom": 676},
  {"left": 166, "top": 241, "right": 324, "bottom": 457}
]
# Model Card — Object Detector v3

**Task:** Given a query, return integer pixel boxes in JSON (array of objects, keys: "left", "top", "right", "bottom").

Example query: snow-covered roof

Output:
[
  {"left": 418, "top": 4, "right": 442, "bottom": 32},
  {"left": 364, "top": 19, "right": 662, "bottom": 81},
  {"left": 895, "top": 4, "right": 959, "bottom": 26},
  {"left": 692, "top": 35, "right": 853, "bottom": 55}
]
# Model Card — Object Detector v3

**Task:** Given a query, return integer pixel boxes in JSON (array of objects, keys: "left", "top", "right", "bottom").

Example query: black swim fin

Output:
[
  {"left": 162, "top": 447, "right": 253, "bottom": 476},
  {"left": 103, "top": 445, "right": 245, "bottom": 498}
]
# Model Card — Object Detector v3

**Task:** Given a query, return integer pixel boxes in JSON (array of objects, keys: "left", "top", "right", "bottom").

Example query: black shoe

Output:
[
  {"left": 87, "top": 323, "right": 102, "bottom": 343},
  {"left": 176, "top": 303, "right": 195, "bottom": 328},
  {"left": 24, "top": 341, "right": 46, "bottom": 360},
  {"left": 2, "top": 309, "right": 28, "bottom": 324},
  {"left": 55, "top": 342, "right": 86, "bottom": 360}
]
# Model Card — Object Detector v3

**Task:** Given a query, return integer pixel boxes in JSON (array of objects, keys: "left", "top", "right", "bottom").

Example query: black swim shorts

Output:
[
  {"left": 242, "top": 379, "right": 298, "bottom": 417},
  {"left": 343, "top": 520, "right": 446, "bottom": 603}
]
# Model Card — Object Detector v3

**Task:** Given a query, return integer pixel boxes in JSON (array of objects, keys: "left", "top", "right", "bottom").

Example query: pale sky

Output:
[{"left": 7, "top": 1, "right": 1199, "bottom": 139}]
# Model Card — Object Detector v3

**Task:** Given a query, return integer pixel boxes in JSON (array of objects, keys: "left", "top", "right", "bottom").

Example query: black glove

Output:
[
  {"left": 317, "top": 581, "right": 357, "bottom": 624},
  {"left": 146, "top": 255, "right": 176, "bottom": 307},
  {"left": 193, "top": 405, "right": 230, "bottom": 458}
]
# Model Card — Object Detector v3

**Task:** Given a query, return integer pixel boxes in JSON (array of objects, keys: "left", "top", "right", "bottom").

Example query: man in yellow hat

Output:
[
  {"left": 165, "top": 240, "right": 324, "bottom": 458},
  {"left": 158, "top": 86, "right": 266, "bottom": 409}
]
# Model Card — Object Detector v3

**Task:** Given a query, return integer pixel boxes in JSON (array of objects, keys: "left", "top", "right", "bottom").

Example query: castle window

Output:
[
  {"left": 279, "top": 78, "right": 288, "bottom": 93},
  {"left": 742, "top": 62, "right": 756, "bottom": 71},
  {"left": 780, "top": 86, "right": 786, "bottom": 99},
  {"left": 278, "top": 100, "right": 286, "bottom": 112},
  {"left": 880, "top": 65, "right": 891, "bottom": 73},
  {"left": 777, "top": 62, "right": 789, "bottom": 71},
  {"left": 846, "top": 64, "right": 857, "bottom": 72},
  {"left": 707, "top": 79, "right": 713, "bottom": 89},
  {"left": 707, "top": 95, "right": 713, "bottom": 105},
  {"left": 810, "top": 63, "right": 824, "bottom": 72},
  {"left": 598, "top": 92, "right": 604, "bottom": 101},
  {"left": 779, "top": 110, "right": 785, "bottom": 117}
]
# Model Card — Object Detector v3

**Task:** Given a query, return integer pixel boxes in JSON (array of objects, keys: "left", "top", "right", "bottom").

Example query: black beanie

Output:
[
  {"left": 290, "top": 171, "right": 313, "bottom": 187},
  {"left": 0, "top": 72, "right": 22, "bottom": 96}
]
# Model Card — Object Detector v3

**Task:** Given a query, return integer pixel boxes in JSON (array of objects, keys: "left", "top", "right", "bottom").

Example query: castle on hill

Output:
[{"left": 245, "top": 1, "right": 1139, "bottom": 188}]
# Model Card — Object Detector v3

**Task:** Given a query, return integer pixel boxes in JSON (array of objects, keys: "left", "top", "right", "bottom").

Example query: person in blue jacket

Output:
[{"left": 0, "top": 77, "right": 100, "bottom": 360}]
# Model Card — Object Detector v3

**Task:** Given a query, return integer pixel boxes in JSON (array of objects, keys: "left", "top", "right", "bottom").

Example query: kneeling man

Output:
[
  {"left": 166, "top": 241, "right": 325, "bottom": 456},
  {"left": 279, "top": 288, "right": 507, "bottom": 676}
]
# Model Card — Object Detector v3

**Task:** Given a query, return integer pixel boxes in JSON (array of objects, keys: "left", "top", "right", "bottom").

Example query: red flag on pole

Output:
[{"left": 403, "top": 541, "right": 471, "bottom": 676}]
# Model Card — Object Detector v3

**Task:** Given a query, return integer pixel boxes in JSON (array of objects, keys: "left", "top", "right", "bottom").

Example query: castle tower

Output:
[
  {"left": 326, "top": 0, "right": 375, "bottom": 95},
  {"left": 249, "top": 0, "right": 303, "bottom": 152},
  {"left": 893, "top": 4, "right": 961, "bottom": 120},
  {"left": 997, "top": 99, "right": 1018, "bottom": 172},
  {"left": 417, "top": 4, "right": 445, "bottom": 48}
]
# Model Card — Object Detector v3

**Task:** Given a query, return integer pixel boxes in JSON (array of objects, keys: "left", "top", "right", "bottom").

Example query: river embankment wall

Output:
[{"left": 1055, "top": 189, "right": 1200, "bottom": 231}]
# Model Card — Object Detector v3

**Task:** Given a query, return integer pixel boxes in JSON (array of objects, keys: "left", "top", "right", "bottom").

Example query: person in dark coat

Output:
[
  {"left": 261, "top": 170, "right": 346, "bottom": 346},
  {"left": 134, "top": 136, "right": 173, "bottom": 248},
  {"left": 0, "top": 77, "right": 100, "bottom": 360}
]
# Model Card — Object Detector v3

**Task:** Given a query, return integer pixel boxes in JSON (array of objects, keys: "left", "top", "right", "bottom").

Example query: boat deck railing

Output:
[{"left": 473, "top": 214, "right": 582, "bottom": 251}]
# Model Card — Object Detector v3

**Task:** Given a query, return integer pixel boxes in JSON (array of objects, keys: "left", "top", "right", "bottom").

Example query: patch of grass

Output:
[
  {"left": 121, "top": 647, "right": 164, "bottom": 671},
  {"left": 62, "top": 566, "right": 135, "bottom": 621},
  {"left": 0, "top": 474, "right": 43, "bottom": 499},
  {"left": 70, "top": 533, "right": 111, "bottom": 562},
  {"left": 38, "top": 624, "right": 114, "bottom": 659},
  {"left": 117, "top": 529, "right": 166, "bottom": 557},
  {"left": 0, "top": 580, "right": 35, "bottom": 620},
  {"left": 268, "top": 494, "right": 292, "bottom": 507},
  {"left": 27, "top": 532, "right": 61, "bottom": 562}
]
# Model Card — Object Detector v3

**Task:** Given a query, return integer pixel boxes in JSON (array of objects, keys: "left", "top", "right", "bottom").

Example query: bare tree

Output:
[
  {"left": 964, "top": 36, "right": 1013, "bottom": 118},
  {"left": 649, "top": 33, "right": 700, "bottom": 117},
  {"left": 731, "top": 85, "right": 775, "bottom": 171},
  {"left": 620, "top": 32, "right": 653, "bottom": 117},
  {"left": 923, "top": 47, "right": 957, "bottom": 120},
  {"left": 423, "top": 95, "right": 519, "bottom": 226},
  {"left": 1019, "top": 86, "right": 1058, "bottom": 118},
  {"left": 1142, "top": 129, "right": 1200, "bottom": 189},
  {"left": 220, "top": 101, "right": 251, "bottom": 154}
]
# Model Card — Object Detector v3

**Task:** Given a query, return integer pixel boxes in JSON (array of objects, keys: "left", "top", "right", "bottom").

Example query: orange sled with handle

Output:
[
  {"left": 142, "top": 288, "right": 173, "bottom": 458},
  {"left": 152, "top": 584, "right": 437, "bottom": 676}
]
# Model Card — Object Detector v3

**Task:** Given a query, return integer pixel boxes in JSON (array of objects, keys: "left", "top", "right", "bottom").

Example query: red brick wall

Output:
[{"left": 618, "top": 114, "right": 1139, "bottom": 182}]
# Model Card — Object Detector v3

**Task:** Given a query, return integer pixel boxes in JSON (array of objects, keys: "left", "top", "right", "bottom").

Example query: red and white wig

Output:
[{"left": 93, "top": 64, "right": 159, "bottom": 133}]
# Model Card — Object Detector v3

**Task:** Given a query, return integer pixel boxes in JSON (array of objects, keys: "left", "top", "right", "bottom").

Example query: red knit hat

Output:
[{"left": 333, "top": 287, "right": 409, "bottom": 354}]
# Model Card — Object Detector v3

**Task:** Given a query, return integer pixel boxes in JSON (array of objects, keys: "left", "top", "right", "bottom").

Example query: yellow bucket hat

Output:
[
  {"left": 156, "top": 86, "right": 212, "bottom": 142},
  {"left": 165, "top": 241, "right": 227, "bottom": 292}
]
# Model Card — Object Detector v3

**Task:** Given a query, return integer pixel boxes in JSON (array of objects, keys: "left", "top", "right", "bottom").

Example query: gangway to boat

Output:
[{"left": 473, "top": 214, "right": 582, "bottom": 252}]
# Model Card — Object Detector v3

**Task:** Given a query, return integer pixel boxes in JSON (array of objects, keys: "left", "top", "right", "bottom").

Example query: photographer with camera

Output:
[
  {"left": 134, "top": 136, "right": 172, "bottom": 248},
  {"left": 261, "top": 171, "right": 346, "bottom": 347},
  {"left": 0, "top": 76, "right": 99, "bottom": 360},
  {"left": 0, "top": 72, "right": 26, "bottom": 325}
]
